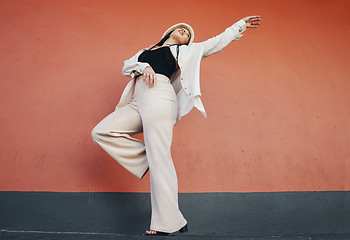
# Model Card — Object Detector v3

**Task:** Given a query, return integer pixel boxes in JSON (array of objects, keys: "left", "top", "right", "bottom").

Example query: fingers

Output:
[
  {"left": 248, "top": 15, "right": 260, "bottom": 18},
  {"left": 143, "top": 73, "right": 147, "bottom": 83},
  {"left": 243, "top": 15, "right": 260, "bottom": 21},
  {"left": 149, "top": 73, "right": 154, "bottom": 87},
  {"left": 246, "top": 15, "right": 261, "bottom": 28},
  {"left": 249, "top": 21, "right": 260, "bottom": 27},
  {"left": 143, "top": 67, "right": 148, "bottom": 83},
  {"left": 142, "top": 66, "right": 157, "bottom": 87},
  {"left": 143, "top": 72, "right": 157, "bottom": 88}
]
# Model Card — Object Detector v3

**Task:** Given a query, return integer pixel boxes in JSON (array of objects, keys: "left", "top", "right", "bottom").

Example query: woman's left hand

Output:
[{"left": 243, "top": 16, "right": 261, "bottom": 28}]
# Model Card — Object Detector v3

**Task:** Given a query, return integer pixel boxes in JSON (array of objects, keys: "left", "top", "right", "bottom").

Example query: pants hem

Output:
[{"left": 150, "top": 220, "right": 187, "bottom": 233}]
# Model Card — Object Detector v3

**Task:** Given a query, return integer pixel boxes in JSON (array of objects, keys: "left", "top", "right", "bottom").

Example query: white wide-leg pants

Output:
[{"left": 91, "top": 74, "right": 187, "bottom": 233}]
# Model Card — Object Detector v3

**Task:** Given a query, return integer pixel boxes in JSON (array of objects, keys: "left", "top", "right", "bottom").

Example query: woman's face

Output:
[{"left": 171, "top": 27, "right": 191, "bottom": 45}]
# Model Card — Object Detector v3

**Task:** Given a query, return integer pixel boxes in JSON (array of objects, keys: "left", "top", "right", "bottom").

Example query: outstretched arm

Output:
[{"left": 198, "top": 15, "right": 261, "bottom": 59}]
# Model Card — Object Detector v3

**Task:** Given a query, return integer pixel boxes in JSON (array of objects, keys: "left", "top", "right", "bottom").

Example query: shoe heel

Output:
[{"left": 179, "top": 224, "right": 188, "bottom": 233}]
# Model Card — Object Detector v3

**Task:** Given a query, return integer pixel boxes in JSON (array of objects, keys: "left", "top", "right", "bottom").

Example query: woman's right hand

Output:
[{"left": 143, "top": 66, "right": 157, "bottom": 88}]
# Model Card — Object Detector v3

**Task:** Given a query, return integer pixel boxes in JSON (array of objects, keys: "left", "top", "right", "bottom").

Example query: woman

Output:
[{"left": 91, "top": 16, "right": 261, "bottom": 235}]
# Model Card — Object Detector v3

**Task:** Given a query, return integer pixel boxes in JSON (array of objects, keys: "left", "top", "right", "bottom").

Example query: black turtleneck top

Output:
[{"left": 138, "top": 46, "right": 177, "bottom": 79}]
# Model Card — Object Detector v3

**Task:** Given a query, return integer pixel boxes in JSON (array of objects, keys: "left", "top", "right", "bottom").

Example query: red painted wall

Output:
[{"left": 1, "top": 0, "right": 349, "bottom": 193}]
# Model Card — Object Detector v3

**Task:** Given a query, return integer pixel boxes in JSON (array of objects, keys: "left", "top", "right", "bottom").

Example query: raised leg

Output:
[{"left": 91, "top": 104, "right": 148, "bottom": 179}]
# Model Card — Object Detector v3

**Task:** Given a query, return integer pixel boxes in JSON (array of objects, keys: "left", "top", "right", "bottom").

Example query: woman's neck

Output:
[{"left": 163, "top": 37, "right": 178, "bottom": 46}]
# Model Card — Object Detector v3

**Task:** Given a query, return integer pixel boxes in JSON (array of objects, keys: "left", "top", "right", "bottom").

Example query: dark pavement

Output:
[{"left": 1, "top": 230, "right": 350, "bottom": 240}]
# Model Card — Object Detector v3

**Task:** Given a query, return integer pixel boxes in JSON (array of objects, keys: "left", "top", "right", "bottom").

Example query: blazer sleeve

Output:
[
  {"left": 122, "top": 49, "right": 151, "bottom": 79},
  {"left": 196, "top": 19, "right": 247, "bottom": 59}
]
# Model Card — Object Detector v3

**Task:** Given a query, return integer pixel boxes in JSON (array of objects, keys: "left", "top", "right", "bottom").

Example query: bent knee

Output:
[
  {"left": 91, "top": 126, "right": 101, "bottom": 141},
  {"left": 91, "top": 126, "right": 120, "bottom": 141}
]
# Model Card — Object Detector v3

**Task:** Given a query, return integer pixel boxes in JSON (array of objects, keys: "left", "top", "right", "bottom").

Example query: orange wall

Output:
[{"left": 1, "top": 0, "right": 349, "bottom": 193}]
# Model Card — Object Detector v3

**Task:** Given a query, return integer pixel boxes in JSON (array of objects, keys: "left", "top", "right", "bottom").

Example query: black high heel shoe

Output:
[
  {"left": 179, "top": 224, "right": 188, "bottom": 233},
  {"left": 145, "top": 224, "right": 188, "bottom": 236}
]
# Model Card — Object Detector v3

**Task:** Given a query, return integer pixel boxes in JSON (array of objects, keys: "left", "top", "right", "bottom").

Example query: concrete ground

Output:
[{"left": 1, "top": 230, "right": 350, "bottom": 240}]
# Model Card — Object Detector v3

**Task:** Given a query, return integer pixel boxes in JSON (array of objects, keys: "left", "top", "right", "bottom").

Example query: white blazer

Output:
[{"left": 117, "top": 19, "right": 247, "bottom": 122}]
